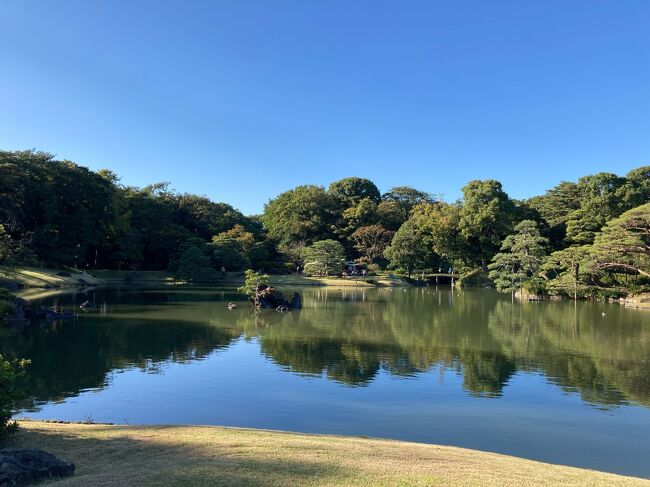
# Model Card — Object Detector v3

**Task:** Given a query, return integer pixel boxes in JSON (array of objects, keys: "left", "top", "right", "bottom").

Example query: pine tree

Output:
[{"left": 488, "top": 220, "right": 547, "bottom": 298}]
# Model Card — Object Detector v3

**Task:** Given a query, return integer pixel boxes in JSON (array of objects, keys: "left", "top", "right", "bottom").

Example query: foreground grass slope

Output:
[{"left": 7, "top": 422, "right": 648, "bottom": 487}]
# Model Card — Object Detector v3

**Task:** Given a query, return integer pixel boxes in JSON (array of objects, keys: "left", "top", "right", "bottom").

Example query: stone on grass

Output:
[{"left": 0, "top": 448, "right": 74, "bottom": 486}]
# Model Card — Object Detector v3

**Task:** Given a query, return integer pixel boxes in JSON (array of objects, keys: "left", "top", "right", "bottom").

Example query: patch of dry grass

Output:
[{"left": 6, "top": 421, "right": 648, "bottom": 486}]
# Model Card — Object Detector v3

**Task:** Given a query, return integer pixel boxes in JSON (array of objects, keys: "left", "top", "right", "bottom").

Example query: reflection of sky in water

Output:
[{"left": 5, "top": 287, "right": 650, "bottom": 478}]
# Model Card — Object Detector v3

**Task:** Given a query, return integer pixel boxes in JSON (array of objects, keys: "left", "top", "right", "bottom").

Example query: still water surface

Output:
[{"left": 2, "top": 287, "right": 650, "bottom": 477}]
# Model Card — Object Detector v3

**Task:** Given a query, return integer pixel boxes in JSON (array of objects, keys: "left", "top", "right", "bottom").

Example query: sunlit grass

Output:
[{"left": 7, "top": 421, "right": 647, "bottom": 486}]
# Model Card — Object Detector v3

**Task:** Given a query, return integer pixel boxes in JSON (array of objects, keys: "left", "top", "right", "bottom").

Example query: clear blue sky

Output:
[{"left": 1, "top": 1, "right": 649, "bottom": 214}]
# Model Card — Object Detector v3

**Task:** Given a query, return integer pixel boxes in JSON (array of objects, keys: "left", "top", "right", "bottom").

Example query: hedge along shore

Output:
[{"left": 6, "top": 421, "right": 649, "bottom": 487}]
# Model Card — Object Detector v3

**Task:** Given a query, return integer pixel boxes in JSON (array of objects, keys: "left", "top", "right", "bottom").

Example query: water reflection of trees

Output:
[
  {"left": 1, "top": 305, "right": 240, "bottom": 409},
  {"left": 2, "top": 288, "right": 650, "bottom": 409},
  {"left": 486, "top": 300, "right": 650, "bottom": 407},
  {"left": 253, "top": 289, "right": 650, "bottom": 406}
]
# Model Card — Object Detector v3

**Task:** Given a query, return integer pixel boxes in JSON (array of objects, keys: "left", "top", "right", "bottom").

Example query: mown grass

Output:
[
  {"left": 0, "top": 266, "right": 103, "bottom": 288},
  {"left": 6, "top": 421, "right": 648, "bottom": 486}
]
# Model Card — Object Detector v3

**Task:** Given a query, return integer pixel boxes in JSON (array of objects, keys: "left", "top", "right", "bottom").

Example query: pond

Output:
[{"left": 2, "top": 287, "right": 650, "bottom": 478}]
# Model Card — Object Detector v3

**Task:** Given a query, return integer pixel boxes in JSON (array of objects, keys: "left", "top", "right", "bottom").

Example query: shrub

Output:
[{"left": 0, "top": 355, "right": 29, "bottom": 438}]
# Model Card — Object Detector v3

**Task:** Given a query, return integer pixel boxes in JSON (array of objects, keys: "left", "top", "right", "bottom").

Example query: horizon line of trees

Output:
[{"left": 0, "top": 150, "right": 648, "bottom": 298}]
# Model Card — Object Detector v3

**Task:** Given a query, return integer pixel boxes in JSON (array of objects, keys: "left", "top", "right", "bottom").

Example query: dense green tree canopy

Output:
[
  {"left": 350, "top": 224, "right": 393, "bottom": 264},
  {"left": 328, "top": 177, "right": 381, "bottom": 207},
  {"left": 459, "top": 180, "right": 516, "bottom": 266},
  {"left": 384, "top": 219, "right": 433, "bottom": 277},
  {"left": 590, "top": 203, "right": 650, "bottom": 278},
  {"left": 262, "top": 185, "right": 338, "bottom": 245},
  {"left": 382, "top": 186, "right": 434, "bottom": 214},
  {"left": 0, "top": 148, "right": 647, "bottom": 299},
  {"left": 176, "top": 246, "right": 219, "bottom": 282},
  {"left": 564, "top": 172, "right": 646, "bottom": 245}
]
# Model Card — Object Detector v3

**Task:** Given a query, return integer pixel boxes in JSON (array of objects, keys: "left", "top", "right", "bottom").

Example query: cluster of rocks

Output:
[
  {"left": 254, "top": 285, "right": 301, "bottom": 311},
  {"left": 0, "top": 448, "right": 75, "bottom": 486}
]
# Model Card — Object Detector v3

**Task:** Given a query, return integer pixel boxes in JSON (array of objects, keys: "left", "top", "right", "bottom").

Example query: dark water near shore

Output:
[{"left": 2, "top": 287, "right": 650, "bottom": 477}]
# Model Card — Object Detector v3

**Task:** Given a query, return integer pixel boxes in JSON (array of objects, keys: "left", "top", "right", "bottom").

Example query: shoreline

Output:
[
  {"left": 6, "top": 420, "right": 648, "bottom": 486},
  {"left": 1, "top": 266, "right": 411, "bottom": 294}
]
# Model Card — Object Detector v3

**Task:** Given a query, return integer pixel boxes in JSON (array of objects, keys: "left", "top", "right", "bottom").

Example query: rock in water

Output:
[{"left": 0, "top": 448, "right": 75, "bottom": 486}]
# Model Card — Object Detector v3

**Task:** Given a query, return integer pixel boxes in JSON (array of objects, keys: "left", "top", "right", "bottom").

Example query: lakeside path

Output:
[{"left": 8, "top": 421, "right": 649, "bottom": 486}]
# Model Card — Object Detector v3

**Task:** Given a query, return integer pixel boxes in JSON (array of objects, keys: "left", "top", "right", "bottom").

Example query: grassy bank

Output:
[
  {"left": 93, "top": 270, "right": 409, "bottom": 287},
  {"left": 0, "top": 266, "right": 103, "bottom": 288},
  {"left": 1, "top": 267, "right": 408, "bottom": 291},
  {"left": 6, "top": 421, "right": 647, "bottom": 486}
]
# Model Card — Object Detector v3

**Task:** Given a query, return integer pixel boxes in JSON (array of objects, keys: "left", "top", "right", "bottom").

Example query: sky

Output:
[{"left": 1, "top": 1, "right": 649, "bottom": 215}]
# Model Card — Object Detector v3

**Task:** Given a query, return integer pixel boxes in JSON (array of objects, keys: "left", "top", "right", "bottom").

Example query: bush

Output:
[{"left": 0, "top": 355, "right": 29, "bottom": 438}]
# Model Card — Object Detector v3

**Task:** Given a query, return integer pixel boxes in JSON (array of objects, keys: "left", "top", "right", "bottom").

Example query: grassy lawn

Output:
[
  {"left": 2, "top": 266, "right": 409, "bottom": 290},
  {"left": 6, "top": 421, "right": 647, "bottom": 486},
  {"left": 0, "top": 266, "right": 103, "bottom": 288}
]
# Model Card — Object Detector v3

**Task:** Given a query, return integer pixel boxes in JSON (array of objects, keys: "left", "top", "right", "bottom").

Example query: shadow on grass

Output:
[{"left": 5, "top": 424, "right": 355, "bottom": 487}]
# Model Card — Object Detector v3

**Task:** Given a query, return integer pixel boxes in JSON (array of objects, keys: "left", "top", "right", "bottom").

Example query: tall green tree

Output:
[
  {"left": 542, "top": 246, "right": 592, "bottom": 300},
  {"left": 376, "top": 200, "right": 407, "bottom": 231},
  {"left": 409, "top": 202, "right": 469, "bottom": 270},
  {"left": 336, "top": 197, "right": 379, "bottom": 242},
  {"left": 565, "top": 172, "right": 646, "bottom": 245},
  {"left": 210, "top": 237, "right": 250, "bottom": 271},
  {"left": 301, "top": 240, "right": 346, "bottom": 276},
  {"left": 262, "top": 185, "right": 338, "bottom": 245},
  {"left": 176, "top": 246, "right": 218, "bottom": 282},
  {"left": 488, "top": 220, "right": 548, "bottom": 298},
  {"left": 459, "top": 180, "right": 516, "bottom": 266},
  {"left": 328, "top": 177, "right": 381, "bottom": 208},
  {"left": 590, "top": 203, "right": 650, "bottom": 279},
  {"left": 382, "top": 186, "right": 434, "bottom": 215},
  {"left": 350, "top": 224, "right": 393, "bottom": 264},
  {"left": 384, "top": 219, "right": 431, "bottom": 277}
]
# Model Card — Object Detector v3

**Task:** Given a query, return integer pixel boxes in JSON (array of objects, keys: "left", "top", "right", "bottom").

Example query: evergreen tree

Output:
[
  {"left": 488, "top": 220, "right": 547, "bottom": 298},
  {"left": 301, "top": 240, "right": 346, "bottom": 276}
]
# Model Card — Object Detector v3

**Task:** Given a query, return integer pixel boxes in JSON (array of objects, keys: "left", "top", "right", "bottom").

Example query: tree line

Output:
[{"left": 0, "top": 150, "right": 648, "bottom": 298}]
